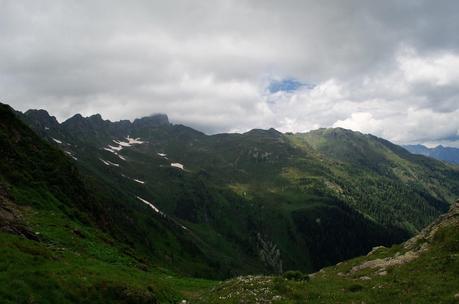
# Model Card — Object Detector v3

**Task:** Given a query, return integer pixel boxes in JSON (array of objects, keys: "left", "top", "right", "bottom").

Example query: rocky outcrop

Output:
[
  {"left": 0, "top": 185, "right": 38, "bottom": 241},
  {"left": 256, "top": 233, "right": 283, "bottom": 274},
  {"left": 404, "top": 199, "right": 459, "bottom": 250}
]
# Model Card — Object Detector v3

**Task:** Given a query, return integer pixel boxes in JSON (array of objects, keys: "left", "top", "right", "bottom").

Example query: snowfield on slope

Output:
[
  {"left": 102, "top": 136, "right": 145, "bottom": 160},
  {"left": 136, "top": 196, "right": 163, "bottom": 215},
  {"left": 100, "top": 159, "right": 120, "bottom": 167},
  {"left": 171, "top": 163, "right": 184, "bottom": 170},
  {"left": 65, "top": 151, "right": 78, "bottom": 160}
]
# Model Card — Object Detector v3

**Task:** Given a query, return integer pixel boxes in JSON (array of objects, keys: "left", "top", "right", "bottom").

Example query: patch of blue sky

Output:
[{"left": 268, "top": 78, "right": 315, "bottom": 93}]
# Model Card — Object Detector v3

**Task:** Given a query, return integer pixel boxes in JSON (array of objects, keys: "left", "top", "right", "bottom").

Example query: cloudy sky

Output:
[{"left": 1, "top": 1, "right": 459, "bottom": 146}]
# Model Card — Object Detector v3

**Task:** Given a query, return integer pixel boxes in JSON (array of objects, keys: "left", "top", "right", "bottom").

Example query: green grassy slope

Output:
[{"left": 0, "top": 104, "right": 217, "bottom": 302}]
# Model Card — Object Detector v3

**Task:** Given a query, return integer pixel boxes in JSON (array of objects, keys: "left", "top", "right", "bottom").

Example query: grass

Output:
[{"left": 0, "top": 196, "right": 217, "bottom": 304}]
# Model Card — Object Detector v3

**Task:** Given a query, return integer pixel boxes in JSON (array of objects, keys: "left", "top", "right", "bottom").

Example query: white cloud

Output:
[
  {"left": 333, "top": 112, "right": 383, "bottom": 135},
  {"left": 399, "top": 48, "right": 459, "bottom": 86},
  {"left": 262, "top": 49, "right": 459, "bottom": 145}
]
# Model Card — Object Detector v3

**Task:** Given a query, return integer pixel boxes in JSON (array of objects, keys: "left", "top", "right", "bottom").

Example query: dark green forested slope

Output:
[
  {"left": 289, "top": 128, "right": 459, "bottom": 231},
  {"left": 197, "top": 200, "right": 459, "bottom": 304}
]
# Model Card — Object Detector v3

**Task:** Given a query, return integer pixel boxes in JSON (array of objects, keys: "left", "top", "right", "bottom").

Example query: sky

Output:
[{"left": 1, "top": 1, "right": 459, "bottom": 147}]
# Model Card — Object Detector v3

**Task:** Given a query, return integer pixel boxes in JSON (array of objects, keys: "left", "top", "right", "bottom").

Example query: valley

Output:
[{"left": 0, "top": 102, "right": 458, "bottom": 303}]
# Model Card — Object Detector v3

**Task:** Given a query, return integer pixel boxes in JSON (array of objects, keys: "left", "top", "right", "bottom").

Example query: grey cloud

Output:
[{"left": 0, "top": 0, "right": 458, "bottom": 145}]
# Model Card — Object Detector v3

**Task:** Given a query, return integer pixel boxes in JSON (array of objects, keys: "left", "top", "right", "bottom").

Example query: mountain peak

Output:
[
  {"left": 66, "top": 113, "right": 84, "bottom": 122},
  {"left": 23, "top": 109, "right": 59, "bottom": 129},
  {"left": 245, "top": 128, "right": 282, "bottom": 137},
  {"left": 133, "top": 113, "right": 170, "bottom": 128},
  {"left": 88, "top": 113, "right": 103, "bottom": 121}
]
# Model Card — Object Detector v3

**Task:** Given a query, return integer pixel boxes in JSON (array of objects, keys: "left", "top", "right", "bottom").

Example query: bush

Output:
[
  {"left": 282, "top": 270, "right": 310, "bottom": 282},
  {"left": 347, "top": 284, "right": 364, "bottom": 292}
]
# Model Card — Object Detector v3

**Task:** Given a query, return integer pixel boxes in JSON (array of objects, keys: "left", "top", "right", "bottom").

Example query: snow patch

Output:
[
  {"left": 100, "top": 159, "right": 110, "bottom": 166},
  {"left": 121, "top": 174, "right": 145, "bottom": 184},
  {"left": 136, "top": 196, "right": 162, "bottom": 214},
  {"left": 106, "top": 160, "right": 120, "bottom": 167},
  {"left": 51, "top": 137, "right": 62, "bottom": 144},
  {"left": 65, "top": 151, "right": 77, "bottom": 160},
  {"left": 100, "top": 159, "right": 119, "bottom": 167},
  {"left": 157, "top": 153, "right": 167, "bottom": 157},
  {"left": 113, "top": 140, "right": 132, "bottom": 147},
  {"left": 171, "top": 163, "right": 184, "bottom": 170},
  {"left": 103, "top": 136, "right": 145, "bottom": 160},
  {"left": 108, "top": 145, "right": 123, "bottom": 151},
  {"left": 44, "top": 127, "right": 49, "bottom": 130},
  {"left": 126, "top": 136, "right": 144, "bottom": 145},
  {"left": 103, "top": 147, "right": 117, "bottom": 153},
  {"left": 118, "top": 154, "right": 126, "bottom": 161}
]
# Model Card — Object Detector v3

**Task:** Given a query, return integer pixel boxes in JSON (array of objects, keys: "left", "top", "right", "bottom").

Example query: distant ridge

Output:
[{"left": 404, "top": 144, "right": 459, "bottom": 164}]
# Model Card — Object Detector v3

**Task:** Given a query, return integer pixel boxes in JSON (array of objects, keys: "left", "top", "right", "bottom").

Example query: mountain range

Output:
[
  {"left": 404, "top": 144, "right": 459, "bottom": 164},
  {"left": 0, "top": 102, "right": 458, "bottom": 303}
]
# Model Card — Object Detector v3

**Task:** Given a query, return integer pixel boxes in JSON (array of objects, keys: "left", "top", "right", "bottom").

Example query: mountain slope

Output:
[
  {"left": 18, "top": 107, "right": 459, "bottom": 276},
  {"left": 197, "top": 200, "right": 459, "bottom": 303},
  {"left": 2, "top": 102, "right": 459, "bottom": 302},
  {"left": 0, "top": 104, "right": 217, "bottom": 303},
  {"left": 404, "top": 144, "right": 459, "bottom": 164},
  {"left": 291, "top": 128, "right": 459, "bottom": 231}
]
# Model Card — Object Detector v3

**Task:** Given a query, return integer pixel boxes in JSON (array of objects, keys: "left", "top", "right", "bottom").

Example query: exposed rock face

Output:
[
  {"left": 256, "top": 233, "right": 283, "bottom": 274},
  {"left": 23, "top": 109, "right": 60, "bottom": 129},
  {"left": 351, "top": 250, "right": 420, "bottom": 273},
  {"left": 0, "top": 185, "right": 38, "bottom": 241},
  {"left": 133, "top": 114, "right": 170, "bottom": 128},
  {"left": 62, "top": 113, "right": 110, "bottom": 131}
]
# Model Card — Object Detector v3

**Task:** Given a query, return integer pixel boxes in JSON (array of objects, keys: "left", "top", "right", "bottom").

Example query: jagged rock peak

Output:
[
  {"left": 24, "top": 109, "right": 56, "bottom": 120},
  {"left": 88, "top": 113, "right": 103, "bottom": 121},
  {"left": 23, "top": 109, "right": 59, "bottom": 128},
  {"left": 63, "top": 113, "right": 108, "bottom": 124},
  {"left": 133, "top": 114, "right": 170, "bottom": 128},
  {"left": 65, "top": 113, "right": 83, "bottom": 122}
]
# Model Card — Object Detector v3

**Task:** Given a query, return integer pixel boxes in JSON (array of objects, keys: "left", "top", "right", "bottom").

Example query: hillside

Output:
[
  {"left": 404, "top": 144, "right": 459, "bottom": 165},
  {"left": 18, "top": 106, "right": 459, "bottom": 277},
  {"left": 197, "top": 200, "right": 459, "bottom": 303},
  {"left": 0, "top": 104, "right": 215, "bottom": 302}
]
